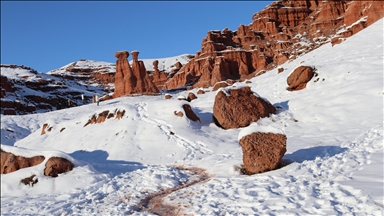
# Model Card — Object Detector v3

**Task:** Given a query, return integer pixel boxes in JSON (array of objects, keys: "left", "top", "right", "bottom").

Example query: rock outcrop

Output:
[
  {"left": 182, "top": 104, "right": 200, "bottom": 122},
  {"left": 148, "top": 60, "right": 169, "bottom": 90},
  {"left": 187, "top": 92, "right": 197, "bottom": 102},
  {"left": 174, "top": 104, "right": 200, "bottom": 122},
  {"left": 164, "top": 94, "right": 172, "bottom": 99},
  {"left": 287, "top": 66, "right": 314, "bottom": 91},
  {"left": 84, "top": 109, "right": 126, "bottom": 127},
  {"left": 164, "top": 0, "right": 383, "bottom": 90},
  {"left": 41, "top": 123, "right": 53, "bottom": 135},
  {"left": 1, "top": 149, "right": 45, "bottom": 174},
  {"left": 44, "top": 157, "right": 74, "bottom": 177},
  {"left": 212, "top": 81, "right": 231, "bottom": 91},
  {"left": 197, "top": 89, "right": 205, "bottom": 94},
  {"left": 213, "top": 86, "right": 276, "bottom": 129},
  {"left": 1, "top": 64, "right": 103, "bottom": 115},
  {"left": 113, "top": 51, "right": 159, "bottom": 98},
  {"left": 239, "top": 132, "right": 287, "bottom": 174}
]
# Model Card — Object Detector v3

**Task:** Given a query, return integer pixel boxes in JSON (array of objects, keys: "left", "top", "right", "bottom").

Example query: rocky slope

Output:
[
  {"left": 0, "top": 64, "right": 106, "bottom": 115},
  {"left": 163, "top": 0, "right": 383, "bottom": 90}
]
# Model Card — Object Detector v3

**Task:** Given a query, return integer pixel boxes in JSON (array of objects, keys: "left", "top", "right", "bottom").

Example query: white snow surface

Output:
[{"left": 1, "top": 19, "right": 383, "bottom": 215}]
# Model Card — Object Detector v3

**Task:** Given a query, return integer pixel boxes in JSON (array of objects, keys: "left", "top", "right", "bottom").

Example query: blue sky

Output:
[{"left": 1, "top": 1, "right": 272, "bottom": 72}]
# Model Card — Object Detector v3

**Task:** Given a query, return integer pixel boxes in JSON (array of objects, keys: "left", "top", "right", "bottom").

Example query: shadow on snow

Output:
[
  {"left": 283, "top": 145, "right": 348, "bottom": 163},
  {"left": 70, "top": 149, "right": 146, "bottom": 176}
]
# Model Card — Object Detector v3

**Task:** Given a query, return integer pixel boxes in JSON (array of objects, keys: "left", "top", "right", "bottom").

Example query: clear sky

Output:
[{"left": 1, "top": 1, "right": 273, "bottom": 72}]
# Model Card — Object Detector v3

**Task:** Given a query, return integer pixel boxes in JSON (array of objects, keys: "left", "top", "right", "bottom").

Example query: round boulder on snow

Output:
[
  {"left": 213, "top": 86, "right": 276, "bottom": 129},
  {"left": 287, "top": 65, "right": 314, "bottom": 91}
]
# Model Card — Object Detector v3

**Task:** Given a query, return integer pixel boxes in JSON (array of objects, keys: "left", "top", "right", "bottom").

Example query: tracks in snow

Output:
[
  {"left": 152, "top": 125, "right": 384, "bottom": 215},
  {"left": 134, "top": 102, "right": 212, "bottom": 161}
]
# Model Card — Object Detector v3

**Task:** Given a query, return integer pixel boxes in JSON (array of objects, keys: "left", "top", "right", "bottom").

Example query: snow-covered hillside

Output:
[
  {"left": 1, "top": 18, "right": 383, "bottom": 215},
  {"left": 0, "top": 65, "right": 105, "bottom": 114},
  {"left": 47, "top": 53, "right": 193, "bottom": 75}
]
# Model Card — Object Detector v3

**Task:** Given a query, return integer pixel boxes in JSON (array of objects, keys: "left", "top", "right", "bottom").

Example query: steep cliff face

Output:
[{"left": 164, "top": 0, "right": 383, "bottom": 90}]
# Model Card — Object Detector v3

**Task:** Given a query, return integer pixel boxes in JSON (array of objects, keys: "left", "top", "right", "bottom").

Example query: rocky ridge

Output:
[{"left": 163, "top": 0, "right": 383, "bottom": 90}]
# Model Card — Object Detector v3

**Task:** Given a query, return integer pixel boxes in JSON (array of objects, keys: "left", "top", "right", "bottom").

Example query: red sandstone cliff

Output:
[{"left": 164, "top": 0, "right": 383, "bottom": 90}]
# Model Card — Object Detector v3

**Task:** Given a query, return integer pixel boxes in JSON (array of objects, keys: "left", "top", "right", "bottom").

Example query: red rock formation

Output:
[
  {"left": 41, "top": 123, "right": 53, "bottom": 135},
  {"left": 187, "top": 92, "right": 197, "bottom": 102},
  {"left": 164, "top": 94, "right": 172, "bottom": 99},
  {"left": 44, "top": 157, "right": 74, "bottom": 177},
  {"left": 287, "top": 66, "right": 314, "bottom": 91},
  {"left": 197, "top": 89, "right": 205, "bottom": 94},
  {"left": 239, "top": 132, "right": 287, "bottom": 174},
  {"left": 113, "top": 51, "right": 159, "bottom": 97},
  {"left": 212, "top": 81, "right": 230, "bottom": 91},
  {"left": 174, "top": 61, "right": 183, "bottom": 69},
  {"left": 148, "top": 60, "right": 170, "bottom": 90},
  {"left": 1, "top": 149, "right": 45, "bottom": 174},
  {"left": 84, "top": 109, "right": 126, "bottom": 127},
  {"left": 213, "top": 86, "right": 276, "bottom": 129},
  {"left": 164, "top": 0, "right": 383, "bottom": 90},
  {"left": 182, "top": 104, "right": 200, "bottom": 122},
  {"left": 174, "top": 110, "right": 184, "bottom": 117},
  {"left": 0, "top": 75, "right": 15, "bottom": 93}
]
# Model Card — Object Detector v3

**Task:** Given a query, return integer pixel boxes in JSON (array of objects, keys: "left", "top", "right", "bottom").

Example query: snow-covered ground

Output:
[{"left": 1, "top": 19, "right": 383, "bottom": 215}]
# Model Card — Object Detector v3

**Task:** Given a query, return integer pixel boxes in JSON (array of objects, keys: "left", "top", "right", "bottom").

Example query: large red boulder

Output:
[
  {"left": 287, "top": 66, "right": 314, "bottom": 91},
  {"left": 239, "top": 132, "right": 287, "bottom": 174},
  {"left": 213, "top": 86, "right": 275, "bottom": 129}
]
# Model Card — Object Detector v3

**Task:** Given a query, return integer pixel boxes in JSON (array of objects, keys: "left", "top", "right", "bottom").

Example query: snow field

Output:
[{"left": 1, "top": 18, "right": 383, "bottom": 215}]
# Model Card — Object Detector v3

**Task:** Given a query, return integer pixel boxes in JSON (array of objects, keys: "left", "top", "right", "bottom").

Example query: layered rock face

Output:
[
  {"left": 164, "top": 0, "right": 383, "bottom": 90},
  {"left": 239, "top": 132, "right": 287, "bottom": 174},
  {"left": 113, "top": 51, "right": 159, "bottom": 98},
  {"left": 213, "top": 86, "right": 276, "bottom": 129}
]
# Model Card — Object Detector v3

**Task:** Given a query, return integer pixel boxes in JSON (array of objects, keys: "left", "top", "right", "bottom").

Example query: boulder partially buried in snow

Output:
[
  {"left": 238, "top": 125, "right": 287, "bottom": 174},
  {"left": 182, "top": 104, "right": 200, "bottom": 122},
  {"left": 44, "top": 157, "right": 74, "bottom": 178},
  {"left": 187, "top": 92, "right": 197, "bottom": 102},
  {"left": 287, "top": 66, "right": 314, "bottom": 91},
  {"left": 174, "top": 104, "right": 200, "bottom": 122},
  {"left": 213, "top": 86, "right": 276, "bottom": 129},
  {"left": 0, "top": 149, "right": 45, "bottom": 174}
]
